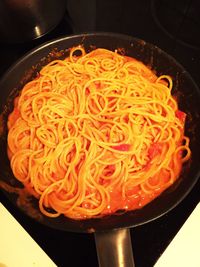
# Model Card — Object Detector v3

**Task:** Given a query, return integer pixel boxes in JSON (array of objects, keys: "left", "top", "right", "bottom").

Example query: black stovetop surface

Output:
[{"left": 0, "top": 1, "right": 200, "bottom": 266}]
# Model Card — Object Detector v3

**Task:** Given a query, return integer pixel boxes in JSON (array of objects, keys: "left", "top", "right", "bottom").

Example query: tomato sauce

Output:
[{"left": 102, "top": 187, "right": 158, "bottom": 215}]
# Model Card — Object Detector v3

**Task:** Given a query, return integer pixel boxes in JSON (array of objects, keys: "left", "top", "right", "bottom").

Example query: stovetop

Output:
[{"left": 0, "top": 1, "right": 200, "bottom": 266}]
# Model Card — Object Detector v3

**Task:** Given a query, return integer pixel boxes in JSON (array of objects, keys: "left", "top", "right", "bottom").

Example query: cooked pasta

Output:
[{"left": 7, "top": 46, "right": 191, "bottom": 219}]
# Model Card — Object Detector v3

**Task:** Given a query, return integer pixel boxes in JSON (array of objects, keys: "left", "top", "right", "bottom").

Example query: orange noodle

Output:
[{"left": 7, "top": 47, "right": 191, "bottom": 219}]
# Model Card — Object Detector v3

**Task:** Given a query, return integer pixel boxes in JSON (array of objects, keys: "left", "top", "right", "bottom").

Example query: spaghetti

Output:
[{"left": 7, "top": 47, "right": 191, "bottom": 219}]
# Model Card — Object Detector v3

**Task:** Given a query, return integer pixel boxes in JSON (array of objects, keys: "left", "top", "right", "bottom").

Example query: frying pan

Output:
[{"left": 0, "top": 33, "right": 200, "bottom": 267}]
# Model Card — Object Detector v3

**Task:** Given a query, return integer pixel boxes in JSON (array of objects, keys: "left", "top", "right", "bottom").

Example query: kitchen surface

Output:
[{"left": 0, "top": 0, "right": 200, "bottom": 266}]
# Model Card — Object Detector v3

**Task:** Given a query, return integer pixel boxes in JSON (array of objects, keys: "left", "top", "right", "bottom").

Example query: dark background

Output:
[{"left": 0, "top": 0, "right": 200, "bottom": 266}]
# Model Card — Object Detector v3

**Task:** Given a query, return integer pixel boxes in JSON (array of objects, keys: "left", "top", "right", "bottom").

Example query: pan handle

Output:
[{"left": 94, "top": 228, "right": 135, "bottom": 267}]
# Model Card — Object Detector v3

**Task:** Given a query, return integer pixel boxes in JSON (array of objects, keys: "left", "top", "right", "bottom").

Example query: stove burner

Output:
[{"left": 151, "top": 0, "right": 200, "bottom": 50}]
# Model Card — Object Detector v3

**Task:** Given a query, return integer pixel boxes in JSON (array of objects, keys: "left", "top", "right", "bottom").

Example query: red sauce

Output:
[
  {"left": 175, "top": 110, "right": 186, "bottom": 124},
  {"left": 111, "top": 144, "right": 131, "bottom": 151},
  {"left": 101, "top": 188, "right": 157, "bottom": 215}
]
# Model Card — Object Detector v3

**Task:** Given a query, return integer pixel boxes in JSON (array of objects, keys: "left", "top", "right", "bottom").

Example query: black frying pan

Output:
[{"left": 0, "top": 33, "right": 200, "bottom": 267}]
